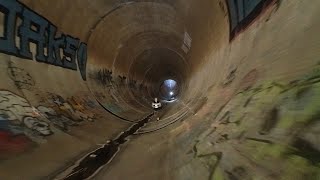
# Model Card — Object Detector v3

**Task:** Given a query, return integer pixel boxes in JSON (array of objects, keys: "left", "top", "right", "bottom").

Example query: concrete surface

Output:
[{"left": 0, "top": 0, "right": 319, "bottom": 179}]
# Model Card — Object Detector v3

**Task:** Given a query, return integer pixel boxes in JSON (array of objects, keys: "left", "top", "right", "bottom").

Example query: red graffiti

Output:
[{"left": 0, "top": 131, "right": 33, "bottom": 158}]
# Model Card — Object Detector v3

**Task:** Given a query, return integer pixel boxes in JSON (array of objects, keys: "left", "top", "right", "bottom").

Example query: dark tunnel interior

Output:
[{"left": 0, "top": 0, "right": 320, "bottom": 179}]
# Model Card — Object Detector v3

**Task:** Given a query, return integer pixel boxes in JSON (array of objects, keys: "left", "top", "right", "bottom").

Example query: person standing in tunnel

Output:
[{"left": 152, "top": 98, "right": 162, "bottom": 121}]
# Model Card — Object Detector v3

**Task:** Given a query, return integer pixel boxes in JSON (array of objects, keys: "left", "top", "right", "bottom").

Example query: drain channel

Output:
[{"left": 60, "top": 113, "right": 153, "bottom": 180}]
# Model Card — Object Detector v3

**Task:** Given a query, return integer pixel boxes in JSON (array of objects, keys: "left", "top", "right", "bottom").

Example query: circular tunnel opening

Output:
[{"left": 160, "top": 79, "right": 179, "bottom": 101}]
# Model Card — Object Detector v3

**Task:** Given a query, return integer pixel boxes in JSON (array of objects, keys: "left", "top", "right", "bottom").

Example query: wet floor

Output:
[{"left": 61, "top": 113, "right": 153, "bottom": 180}]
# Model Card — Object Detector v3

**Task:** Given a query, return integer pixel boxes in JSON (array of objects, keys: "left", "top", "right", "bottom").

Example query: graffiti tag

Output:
[{"left": 0, "top": 0, "right": 87, "bottom": 80}]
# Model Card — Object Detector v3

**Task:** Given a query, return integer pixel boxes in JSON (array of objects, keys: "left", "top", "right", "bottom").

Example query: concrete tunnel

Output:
[{"left": 0, "top": 0, "right": 320, "bottom": 179}]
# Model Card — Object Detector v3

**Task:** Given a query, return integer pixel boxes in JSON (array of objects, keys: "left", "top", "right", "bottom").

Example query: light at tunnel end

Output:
[{"left": 160, "top": 79, "right": 179, "bottom": 101}]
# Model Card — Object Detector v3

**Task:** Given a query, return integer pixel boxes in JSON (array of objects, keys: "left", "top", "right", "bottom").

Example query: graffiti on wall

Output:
[
  {"left": 7, "top": 61, "right": 35, "bottom": 90},
  {"left": 49, "top": 94, "right": 95, "bottom": 122},
  {"left": 88, "top": 68, "right": 149, "bottom": 115},
  {"left": 118, "top": 75, "right": 127, "bottom": 85},
  {"left": 0, "top": 91, "right": 52, "bottom": 136},
  {"left": 90, "top": 69, "right": 113, "bottom": 86},
  {"left": 89, "top": 68, "right": 139, "bottom": 88},
  {"left": 129, "top": 79, "right": 137, "bottom": 89},
  {"left": 0, "top": 90, "right": 101, "bottom": 157},
  {"left": 89, "top": 68, "right": 142, "bottom": 89},
  {"left": 36, "top": 105, "right": 77, "bottom": 132},
  {"left": 0, "top": 0, "right": 87, "bottom": 80},
  {"left": 0, "top": 90, "right": 53, "bottom": 148},
  {"left": 0, "top": 113, "right": 34, "bottom": 158}
]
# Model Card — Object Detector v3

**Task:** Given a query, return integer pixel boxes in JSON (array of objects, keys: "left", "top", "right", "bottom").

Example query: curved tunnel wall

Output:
[{"left": 0, "top": 0, "right": 320, "bottom": 179}]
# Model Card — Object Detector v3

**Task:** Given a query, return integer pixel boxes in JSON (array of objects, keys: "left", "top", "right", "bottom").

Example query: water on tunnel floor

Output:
[{"left": 0, "top": 0, "right": 320, "bottom": 179}]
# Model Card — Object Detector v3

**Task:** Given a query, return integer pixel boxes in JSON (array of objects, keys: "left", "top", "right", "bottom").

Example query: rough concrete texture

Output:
[{"left": 0, "top": 0, "right": 320, "bottom": 179}]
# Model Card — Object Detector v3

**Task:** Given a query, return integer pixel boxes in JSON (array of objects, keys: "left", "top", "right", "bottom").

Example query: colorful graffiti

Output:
[
  {"left": 0, "top": 90, "right": 104, "bottom": 160},
  {"left": 0, "top": 91, "right": 49, "bottom": 157},
  {"left": 0, "top": 91, "right": 52, "bottom": 138},
  {"left": 0, "top": 89, "right": 99, "bottom": 140},
  {"left": 0, "top": 114, "right": 33, "bottom": 157},
  {"left": 0, "top": 90, "right": 104, "bottom": 158},
  {"left": 50, "top": 94, "right": 95, "bottom": 122},
  {"left": 0, "top": 127, "right": 33, "bottom": 159},
  {"left": 36, "top": 106, "right": 77, "bottom": 131}
]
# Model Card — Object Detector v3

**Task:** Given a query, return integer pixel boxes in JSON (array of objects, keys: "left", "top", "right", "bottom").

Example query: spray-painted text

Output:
[{"left": 0, "top": 0, "right": 87, "bottom": 80}]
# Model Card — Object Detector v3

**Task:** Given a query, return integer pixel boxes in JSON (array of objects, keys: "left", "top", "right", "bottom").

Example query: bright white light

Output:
[
  {"left": 164, "top": 79, "right": 177, "bottom": 88},
  {"left": 170, "top": 91, "right": 174, "bottom": 96}
]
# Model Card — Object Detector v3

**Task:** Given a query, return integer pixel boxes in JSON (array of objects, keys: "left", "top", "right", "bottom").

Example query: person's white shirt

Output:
[{"left": 152, "top": 98, "right": 161, "bottom": 109}]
